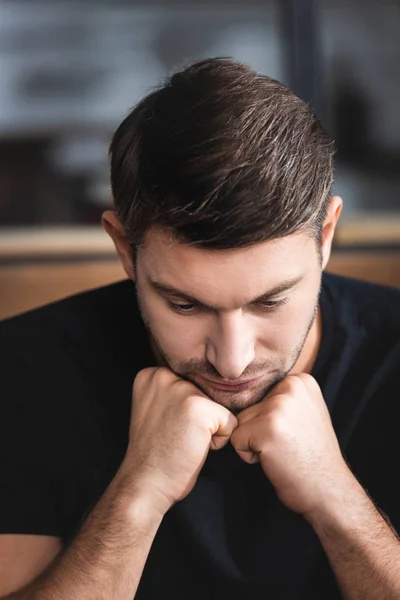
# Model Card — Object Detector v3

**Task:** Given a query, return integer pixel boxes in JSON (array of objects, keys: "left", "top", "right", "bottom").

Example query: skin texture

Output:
[
  {"left": 102, "top": 196, "right": 343, "bottom": 414},
  {"left": 123, "top": 366, "right": 239, "bottom": 510},
  {"left": 230, "top": 372, "right": 348, "bottom": 516}
]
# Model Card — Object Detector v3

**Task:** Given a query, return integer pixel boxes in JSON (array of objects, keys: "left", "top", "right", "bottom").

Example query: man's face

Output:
[{"left": 132, "top": 228, "right": 323, "bottom": 413}]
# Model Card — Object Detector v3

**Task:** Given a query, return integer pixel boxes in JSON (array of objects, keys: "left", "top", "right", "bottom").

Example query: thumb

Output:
[
  {"left": 210, "top": 409, "right": 238, "bottom": 451},
  {"left": 234, "top": 448, "right": 260, "bottom": 464},
  {"left": 230, "top": 424, "right": 261, "bottom": 463}
]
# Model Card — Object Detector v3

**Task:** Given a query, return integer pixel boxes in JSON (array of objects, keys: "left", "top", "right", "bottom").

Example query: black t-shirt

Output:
[{"left": 1, "top": 272, "right": 400, "bottom": 599}]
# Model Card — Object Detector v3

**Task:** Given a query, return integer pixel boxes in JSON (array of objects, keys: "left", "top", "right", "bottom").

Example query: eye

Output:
[
  {"left": 167, "top": 298, "right": 289, "bottom": 314},
  {"left": 256, "top": 298, "right": 288, "bottom": 310},
  {"left": 168, "top": 301, "right": 198, "bottom": 314}
]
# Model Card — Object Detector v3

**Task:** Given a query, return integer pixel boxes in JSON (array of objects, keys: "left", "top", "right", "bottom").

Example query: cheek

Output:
[
  {"left": 257, "top": 318, "right": 294, "bottom": 353},
  {"left": 259, "top": 295, "right": 317, "bottom": 351},
  {"left": 147, "top": 304, "right": 206, "bottom": 358}
]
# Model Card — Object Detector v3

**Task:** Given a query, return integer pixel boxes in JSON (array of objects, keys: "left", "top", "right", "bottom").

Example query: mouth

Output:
[{"left": 200, "top": 375, "right": 263, "bottom": 392}]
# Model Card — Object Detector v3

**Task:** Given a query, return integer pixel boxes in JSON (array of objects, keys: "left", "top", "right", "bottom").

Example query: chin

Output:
[
  {"left": 197, "top": 379, "right": 277, "bottom": 414},
  {"left": 177, "top": 369, "right": 287, "bottom": 413},
  {"left": 213, "top": 391, "right": 267, "bottom": 413}
]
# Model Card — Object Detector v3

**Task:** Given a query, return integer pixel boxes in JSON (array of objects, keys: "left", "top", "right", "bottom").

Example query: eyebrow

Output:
[{"left": 148, "top": 275, "right": 304, "bottom": 311}]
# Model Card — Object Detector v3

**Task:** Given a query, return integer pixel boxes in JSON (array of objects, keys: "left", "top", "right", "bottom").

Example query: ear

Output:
[
  {"left": 102, "top": 210, "right": 136, "bottom": 281},
  {"left": 321, "top": 196, "right": 343, "bottom": 270}
]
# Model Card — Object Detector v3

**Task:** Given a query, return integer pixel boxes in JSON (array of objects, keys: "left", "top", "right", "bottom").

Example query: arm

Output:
[
  {"left": 2, "top": 367, "right": 236, "bottom": 600},
  {"left": 2, "top": 465, "right": 164, "bottom": 600},
  {"left": 306, "top": 472, "right": 400, "bottom": 600},
  {"left": 0, "top": 536, "right": 62, "bottom": 597},
  {"left": 230, "top": 374, "right": 400, "bottom": 600}
]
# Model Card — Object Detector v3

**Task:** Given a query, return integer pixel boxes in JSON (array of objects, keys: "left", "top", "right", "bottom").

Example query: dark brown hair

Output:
[{"left": 109, "top": 57, "right": 334, "bottom": 251}]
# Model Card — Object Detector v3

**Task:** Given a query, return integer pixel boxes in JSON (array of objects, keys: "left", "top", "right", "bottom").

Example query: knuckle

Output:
[
  {"left": 133, "top": 367, "right": 161, "bottom": 397},
  {"left": 268, "top": 411, "right": 286, "bottom": 434},
  {"left": 153, "top": 366, "right": 173, "bottom": 382},
  {"left": 298, "top": 372, "right": 318, "bottom": 389},
  {"left": 184, "top": 394, "right": 206, "bottom": 415},
  {"left": 134, "top": 366, "right": 156, "bottom": 383},
  {"left": 133, "top": 368, "right": 149, "bottom": 390},
  {"left": 288, "top": 374, "right": 304, "bottom": 389},
  {"left": 284, "top": 374, "right": 307, "bottom": 394}
]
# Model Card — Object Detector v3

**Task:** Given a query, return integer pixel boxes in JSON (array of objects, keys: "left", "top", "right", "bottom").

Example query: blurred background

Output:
[{"left": 1, "top": 0, "right": 399, "bottom": 320}]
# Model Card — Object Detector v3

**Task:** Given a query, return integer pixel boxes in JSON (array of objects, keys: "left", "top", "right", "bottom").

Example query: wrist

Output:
[
  {"left": 303, "top": 467, "right": 367, "bottom": 531},
  {"left": 303, "top": 464, "right": 365, "bottom": 526},
  {"left": 113, "top": 459, "right": 174, "bottom": 520}
]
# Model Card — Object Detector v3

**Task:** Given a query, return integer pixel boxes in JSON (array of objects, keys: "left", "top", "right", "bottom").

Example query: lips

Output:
[{"left": 201, "top": 375, "right": 262, "bottom": 392}]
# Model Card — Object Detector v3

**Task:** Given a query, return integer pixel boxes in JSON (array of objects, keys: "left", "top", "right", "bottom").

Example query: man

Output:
[{"left": 0, "top": 58, "right": 399, "bottom": 600}]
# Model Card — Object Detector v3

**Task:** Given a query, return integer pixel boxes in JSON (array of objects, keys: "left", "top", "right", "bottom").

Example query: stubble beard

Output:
[{"left": 135, "top": 284, "right": 321, "bottom": 413}]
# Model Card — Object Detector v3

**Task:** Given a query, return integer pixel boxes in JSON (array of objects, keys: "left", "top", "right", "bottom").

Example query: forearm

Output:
[
  {"left": 306, "top": 472, "right": 400, "bottom": 600},
  {"left": 4, "top": 466, "right": 164, "bottom": 600}
]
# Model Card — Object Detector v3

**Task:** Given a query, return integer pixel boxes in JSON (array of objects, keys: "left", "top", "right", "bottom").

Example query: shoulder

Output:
[
  {"left": 0, "top": 280, "right": 136, "bottom": 540},
  {"left": 323, "top": 271, "right": 400, "bottom": 307},
  {"left": 322, "top": 273, "right": 400, "bottom": 400},
  {"left": 0, "top": 277, "right": 139, "bottom": 422},
  {"left": 0, "top": 278, "right": 136, "bottom": 341},
  {"left": 323, "top": 272, "right": 400, "bottom": 334},
  {"left": 0, "top": 279, "right": 138, "bottom": 372}
]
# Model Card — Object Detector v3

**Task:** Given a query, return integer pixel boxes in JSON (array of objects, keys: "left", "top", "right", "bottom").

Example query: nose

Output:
[{"left": 206, "top": 311, "right": 255, "bottom": 380}]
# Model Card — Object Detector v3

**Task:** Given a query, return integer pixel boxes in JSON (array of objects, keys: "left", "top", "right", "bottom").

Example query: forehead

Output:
[{"left": 138, "top": 229, "right": 317, "bottom": 303}]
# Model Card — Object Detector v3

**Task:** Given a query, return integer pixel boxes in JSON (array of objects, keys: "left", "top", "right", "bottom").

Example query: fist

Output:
[
  {"left": 230, "top": 374, "right": 349, "bottom": 517},
  {"left": 121, "top": 367, "right": 238, "bottom": 514}
]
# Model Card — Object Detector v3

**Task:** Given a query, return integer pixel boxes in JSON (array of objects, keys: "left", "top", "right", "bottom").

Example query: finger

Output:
[
  {"left": 230, "top": 423, "right": 262, "bottom": 462},
  {"left": 210, "top": 408, "right": 238, "bottom": 451},
  {"left": 210, "top": 431, "right": 232, "bottom": 451},
  {"left": 293, "top": 373, "right": 329, "bottom": 413},
  {"left": 133, "top": 366, "right": 159, "bottom": 396},
  {"left": 234, "top": 448, "right": 260, "bottom": 464},
  {"left": 264, "top": 374, "right": 302, "bottom": 397},
  {"left": 295, "top": 372, "right": 321, "bottom": 394},
  {"left": 236, "top": 391, "right": 282, "bottom": 426},
  {"left": 236, "top": 404, "right": 263, "bottom": 426}
]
